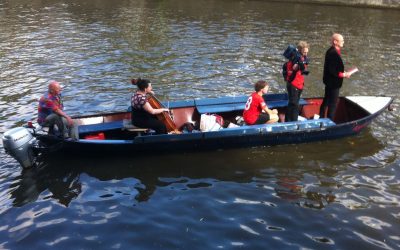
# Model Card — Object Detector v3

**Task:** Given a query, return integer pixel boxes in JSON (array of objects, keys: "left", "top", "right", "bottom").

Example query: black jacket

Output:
[{"left": 323, "top": 46, "right": 344, "bottom": 88}]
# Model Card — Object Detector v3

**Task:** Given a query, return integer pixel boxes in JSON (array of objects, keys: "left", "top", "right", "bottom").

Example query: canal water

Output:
[{"left": 0, "top": 0, "right": 399, "bottom": 248}]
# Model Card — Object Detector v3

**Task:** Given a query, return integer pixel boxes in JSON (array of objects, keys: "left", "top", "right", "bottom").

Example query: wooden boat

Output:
[{"left": 2, "top": 93, "right": 393, "bottom": 168}]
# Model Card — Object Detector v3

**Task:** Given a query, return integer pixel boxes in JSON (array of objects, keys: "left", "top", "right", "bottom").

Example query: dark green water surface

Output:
[{"left": 0, "top": 0, "right": 399, "bottom": 248}]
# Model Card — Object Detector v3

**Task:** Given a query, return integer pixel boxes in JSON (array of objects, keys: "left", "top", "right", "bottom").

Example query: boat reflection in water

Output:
[
  {"left": 10, "top": 163, "right": 82, "bottom": 207},
  {"left": 9, "top": 130, "right": 384, "bottom": 208}
]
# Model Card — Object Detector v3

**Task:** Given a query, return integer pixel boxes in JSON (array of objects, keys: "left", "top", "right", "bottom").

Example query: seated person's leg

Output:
[
  {"left": 147, "top": 118, "right": 167, "bottom": 134},
  {"left": 44, "top": 113, "right": 64, "bottom": 136},
  {"left": 65, "top": 119, "right": 78, "bottom": 139},
  {"left": 45, "top": 114, "right": 76, "bottom": 138},
  {"left": 255, "top": 113, "right": 267, "bottom": 124},
  {"left": 132, "top": 116, "right": 167, "bottom": 134},
  {"left": 60, "top": 117, "right": 69, "bottom": 138},
  {"left": 268, "top": 113, "right": 279, "bottom": 124},
  {"left": 255, "top": 112, "right": 278, "bottom": 124}
]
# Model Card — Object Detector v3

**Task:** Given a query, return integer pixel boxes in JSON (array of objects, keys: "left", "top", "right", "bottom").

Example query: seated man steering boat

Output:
[{"left": 37, "top": 80, "right": 78, "bottom": 139}]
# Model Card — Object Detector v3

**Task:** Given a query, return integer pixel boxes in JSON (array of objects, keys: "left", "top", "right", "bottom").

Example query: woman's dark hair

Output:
[
  {"left": 131, "top": 78, "right": 150, "bottom": 91},
  {"left": 254, "top": 80, "right": 268, "bottom": 92}
]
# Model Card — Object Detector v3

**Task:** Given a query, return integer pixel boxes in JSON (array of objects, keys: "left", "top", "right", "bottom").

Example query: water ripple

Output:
[
  {"left": 240, "top": 224, "right": 260, "bottom": 236},
  {"left": 37, "top": 218, "right": 67, "bottom": 228},
  {"left": 357, "top": 216, "right": 391, "bottom": 230},
  {"left": 305, "top": 233, "right": 335, "bottom": 245},
  {"left": 353, "top": 231, "right": 394, "bottom": 250}
]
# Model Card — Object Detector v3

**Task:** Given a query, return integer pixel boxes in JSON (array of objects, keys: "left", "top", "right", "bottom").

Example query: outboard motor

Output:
[{"left": 2, "top": 127, "right": 37, "bottom": 169}]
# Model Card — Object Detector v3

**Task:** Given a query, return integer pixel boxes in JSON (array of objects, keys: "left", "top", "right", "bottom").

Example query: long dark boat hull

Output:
[{"left": 35, "top": 95, "right": 393, "bottom": 155}]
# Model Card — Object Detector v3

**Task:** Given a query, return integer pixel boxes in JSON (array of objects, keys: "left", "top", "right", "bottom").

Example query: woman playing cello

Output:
[{"left": 131, "top": 78, "right": 169, "bottom": 134}]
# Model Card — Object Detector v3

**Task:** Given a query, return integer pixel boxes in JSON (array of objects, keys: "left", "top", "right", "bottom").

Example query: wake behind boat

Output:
[{"left": 2, "top": 94, "right": 393, "bottom": 168}]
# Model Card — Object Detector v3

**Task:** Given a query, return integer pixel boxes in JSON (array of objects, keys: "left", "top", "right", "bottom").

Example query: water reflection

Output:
[
  {"left": 10, "top": 132, "right": 384, "bottom": 208},
  {"left": 10, "top": 164, "right": 81, "bottom": 207}
]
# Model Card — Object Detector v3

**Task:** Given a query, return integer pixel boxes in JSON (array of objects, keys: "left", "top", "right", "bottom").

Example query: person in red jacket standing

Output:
[
  {"left": 285, "top": 41, "right": 310, "bottom": 122},
  {"left": 243, "top": 81, "right": 279, "bottom": 125}
]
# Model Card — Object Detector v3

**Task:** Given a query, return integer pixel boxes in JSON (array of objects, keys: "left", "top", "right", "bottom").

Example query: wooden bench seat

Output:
[{"left": 121, "top": 119, "right": 150, "bottom": 135}]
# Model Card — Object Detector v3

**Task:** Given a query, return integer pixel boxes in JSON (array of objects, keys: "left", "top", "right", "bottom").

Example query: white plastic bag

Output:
[
  {"left": 297, "top": 115, "right": 307, "bottom": 121},
  {"left": 227, "top": 122, "right": 239, "bottom": 128},
  {"left": 200, "top": 114, "right": 224, "bottom": 132}
]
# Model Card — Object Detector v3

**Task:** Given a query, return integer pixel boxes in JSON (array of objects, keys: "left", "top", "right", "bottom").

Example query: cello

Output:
[{"left": 146, "top": 93, "right": 180, "bottom": 133}]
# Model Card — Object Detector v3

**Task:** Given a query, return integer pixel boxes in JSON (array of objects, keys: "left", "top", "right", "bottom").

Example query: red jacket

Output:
[
  {"left": 286, "top": 60, "right": 307, "bottom": 90},
  {"left": 243, "top": 92, "right": 266, "bottom": 125}
]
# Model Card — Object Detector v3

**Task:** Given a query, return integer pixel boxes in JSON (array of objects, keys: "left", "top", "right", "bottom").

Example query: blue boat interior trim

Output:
[
  {"left": 196, "top": 103, "right": 245, "bottom": 114},
  {"left": 201, "top": 118, "right": 335, "bottom": 139},
  {"left": 194, "top": 96, "right": 248, "bottom": 106},
  {"left": 78, "top": 108, "right": 332, "bottom": 136},
  {"left": 260, "top": 123, "right": 300, "bottom": 133},
  {"left": 203, "top": 126, "right": 260, "bottom": 138},
  {"left": 161, "top": 99, "right": 196, "bottom": 108},
  {"left": 260, "top": 118, "right": 336, "bottom": 133},
  {"left": 138, "top": 132, "right": 204, "bottom": 143},
  {"left": 264, "top": 93, "right": 289, "bottom": 101},
  {"left": 128, "top": 93, "right": 306, "bottom": 114},
  {"left": 78, "top": 139, "right": 133, "bottom": 144},
  {"left": 195, "top": 95, "right": 307, "bottom": 114},
  {"left": 78, "top": 120, "right": 123, "bottom": 134}
]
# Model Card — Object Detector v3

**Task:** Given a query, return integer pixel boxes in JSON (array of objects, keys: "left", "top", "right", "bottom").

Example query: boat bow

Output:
[{"left": 345, "top": 96, "right": 393, "bottom": 115}]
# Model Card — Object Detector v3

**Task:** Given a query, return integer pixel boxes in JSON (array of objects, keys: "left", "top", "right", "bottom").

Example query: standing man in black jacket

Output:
[{"left": 319, "top": 33, "right": 352, "bottom": 120}]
